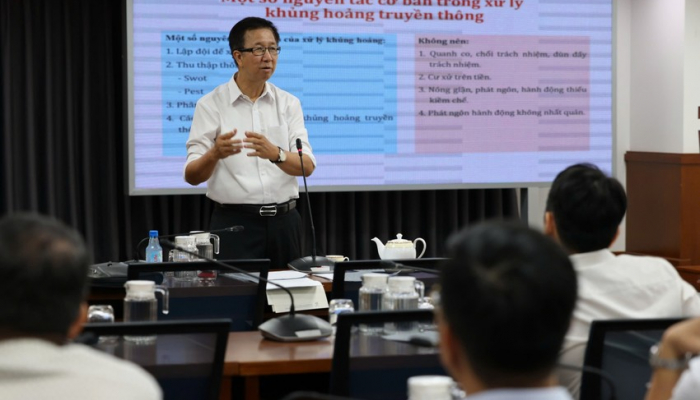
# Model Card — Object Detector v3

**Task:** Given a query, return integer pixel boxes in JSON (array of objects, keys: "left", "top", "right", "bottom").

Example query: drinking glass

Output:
[
  {"left": 87, "top": 305, "right": 117, "bottom": 343},
  {"left": 87, "top": 305, "right": 115, "bottom": 323},
  {"left": 329, "top": 298, "right": 355, "bottom": 334}
]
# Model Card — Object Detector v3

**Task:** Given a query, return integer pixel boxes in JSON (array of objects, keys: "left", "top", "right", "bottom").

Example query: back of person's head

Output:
[
  {"left": 546, "top": 163, "right": 626, "bottom": 253},
  {"left": 438, "top": 221, "right": 577, "bottom": 388},
  {"left": 0, "top": 213, "right": 90, "bottom": 338},
  {"left": 228, "top": 17, "right": 281, "bottom": 65}
]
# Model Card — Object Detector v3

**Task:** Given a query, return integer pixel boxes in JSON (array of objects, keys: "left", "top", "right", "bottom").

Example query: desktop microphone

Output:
[
  {"left": 133, "top": 225, "right": 244, "bottom": 260},
  {"left": 287, "top": 138, "right": 334, "bottom": 272},
  {"left": 161, "top": 239, "right": 332, "bottom": 342}
]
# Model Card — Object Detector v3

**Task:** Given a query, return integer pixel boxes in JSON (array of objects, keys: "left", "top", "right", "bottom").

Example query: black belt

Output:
[{"left": 215, "top": 199, "right": 296, "bottom": 217}]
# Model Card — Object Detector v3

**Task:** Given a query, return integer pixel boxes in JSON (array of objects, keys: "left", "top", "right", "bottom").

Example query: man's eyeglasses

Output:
[{"left": 237, "top": 46, "right": 281, "bottom": 56}]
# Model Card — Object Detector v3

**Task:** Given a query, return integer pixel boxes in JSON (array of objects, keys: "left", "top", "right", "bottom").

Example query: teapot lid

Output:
[{"left": 387, "top": 233, "right": 413, "bottom": 248}]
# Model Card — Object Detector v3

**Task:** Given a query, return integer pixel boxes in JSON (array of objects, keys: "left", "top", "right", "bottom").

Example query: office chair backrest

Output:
[
  {"left": 80, "top": 318, "right": 230, "bottom": 400},
  {"left": 330, "top": 309, "right": 445, "bottom": 400},
  {"left": 330, "top": 258, "right": 446, "bottom": 303},
  {"left": 127, "top": 259, "right": 270, "bottom": 331},
  {"left": 580, "top": 317, "right": 684, "bottom": 400}
]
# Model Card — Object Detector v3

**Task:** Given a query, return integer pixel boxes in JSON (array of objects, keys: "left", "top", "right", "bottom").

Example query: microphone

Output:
[
  {"left": 133, "top": 225, "right": 244, "bottom": 260},
  {"left": 287, "top": 139, "right": 334, "bottom": 272},
  {"left": 160, "top": 239, "right": 332, "bottom": 342}
]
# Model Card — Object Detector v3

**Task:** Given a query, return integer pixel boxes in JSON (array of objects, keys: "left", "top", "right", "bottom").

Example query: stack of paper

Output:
[{"left": 266, "top": 271, "right": 329, "bottom": 313}]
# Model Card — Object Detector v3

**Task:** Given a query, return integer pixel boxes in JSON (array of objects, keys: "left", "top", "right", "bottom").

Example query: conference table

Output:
[
  {"left": 221, "top": 331, "right": 334, "bottom": 400},
  {"left": 221, "top": 328, "right": 442, "bottom": 400},
  {"left": 89, "top": 263, "right": 441, "bottom": 400}
]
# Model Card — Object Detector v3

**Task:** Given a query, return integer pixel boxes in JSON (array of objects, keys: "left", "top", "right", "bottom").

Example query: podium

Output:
[{"left": 625, "top": 152, "right": 700, "bottom": 267}]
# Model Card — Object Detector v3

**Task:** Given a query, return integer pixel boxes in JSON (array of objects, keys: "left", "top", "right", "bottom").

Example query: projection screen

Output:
[{"left": 127, "top": 0, "right": 613, "bottom": 195}]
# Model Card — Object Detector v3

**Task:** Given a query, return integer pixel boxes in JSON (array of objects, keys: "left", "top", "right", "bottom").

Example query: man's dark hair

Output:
[
  {"left": 228, "top": 17, "right": 281, "bottom": 66},
  {"left": 0, "top": 213, "right": 91, "bottom": 337},
  {"left": 439, "top": 221, "right": 577, "bottom": 387},
  {"left": 545, "top": 163, "right": 627, "bottom": 253}
]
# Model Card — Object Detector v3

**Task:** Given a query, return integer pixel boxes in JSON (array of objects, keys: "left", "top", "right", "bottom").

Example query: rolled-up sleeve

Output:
[{"left": 285, "top": 96, "right": 317, "bottom": 167}]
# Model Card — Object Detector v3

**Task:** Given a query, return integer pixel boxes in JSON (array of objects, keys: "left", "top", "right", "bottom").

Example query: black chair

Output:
[
  {"left": 330, "top": 258, "right": 446, "bottom": 303},
  {"left": 128, "top": 259, "right": 270, "bottom": 331},
  {"left": 80, "top": 318, "right": 230, "bottom": 400},
  {"left": 330, "top": 310, "right": 444, "bottom": 400},
  {"left": 580, "top": 317, "right": 685, "bottom": 400}
]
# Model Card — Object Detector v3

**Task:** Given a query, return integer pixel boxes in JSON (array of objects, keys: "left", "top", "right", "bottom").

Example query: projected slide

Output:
[{"left": 129, "top": 0, "right": 613, "bottom": 194}]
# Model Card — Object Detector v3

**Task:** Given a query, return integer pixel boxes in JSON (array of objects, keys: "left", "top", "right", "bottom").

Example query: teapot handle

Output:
[{"left": 414, "top": 238, "right": 427, "bottom": 259}]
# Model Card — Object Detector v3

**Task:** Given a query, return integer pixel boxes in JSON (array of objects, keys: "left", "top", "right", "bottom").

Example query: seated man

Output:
[
  {"left": 0, "top": 213, "right": 161, "bottom": 399},
  {"left": 544, "top": 163, "right": 700, "bottom": 397},
  {"left": 437, "top": 221, "right": 577, "bottom": 399}
]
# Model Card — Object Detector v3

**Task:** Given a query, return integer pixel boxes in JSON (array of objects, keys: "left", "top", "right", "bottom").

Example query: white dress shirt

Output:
[
  {"left": 672, "top": 357, "right": 700, "bottom": 400},
  {"left": 185, "top": 75, "right": 316, "bottom": 205},
  {"left": 464, "top": 387, "right": 573, "bottom": 400},
  {"left": 557, "top": 249, "right": 700, "bottom": 398},
  {"left": 0, "top": 338, "right": 162, "bottom": 400}
]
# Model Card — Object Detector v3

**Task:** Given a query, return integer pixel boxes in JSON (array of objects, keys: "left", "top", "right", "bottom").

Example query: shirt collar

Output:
[
  {"left": 569, "top": 248, "right": 616, "bottom": 270},
  {"left": 228, "top": 74, "right": 272, "bottom": 104}
]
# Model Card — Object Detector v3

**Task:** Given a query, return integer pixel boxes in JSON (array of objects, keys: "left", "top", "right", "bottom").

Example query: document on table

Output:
[{"left": 266, "top": 271, "right": 329, "bottom": 313}]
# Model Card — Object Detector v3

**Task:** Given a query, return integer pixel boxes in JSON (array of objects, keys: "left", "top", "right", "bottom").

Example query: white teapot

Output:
[{"left": 371, "top": 233, "right": 427, "bottom": 260}]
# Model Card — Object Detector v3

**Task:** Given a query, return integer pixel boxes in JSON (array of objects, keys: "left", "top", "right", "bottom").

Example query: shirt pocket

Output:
[{"left": 264, "top": 124, "right": 290, "bottom": 149}]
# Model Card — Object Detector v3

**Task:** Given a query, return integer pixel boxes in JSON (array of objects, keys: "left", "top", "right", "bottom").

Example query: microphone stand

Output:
[
  {"left": 160, "top": 240, "right": 332, "bottom": 342},
  {"left": 379, "top": 260, "right": 442, "bottom": 275},
  {"left": 288, "top": 139, "right": 334, "bottom": 272},
  {"left": 133, "top": 225, "right": 244, "bottom": 261}
]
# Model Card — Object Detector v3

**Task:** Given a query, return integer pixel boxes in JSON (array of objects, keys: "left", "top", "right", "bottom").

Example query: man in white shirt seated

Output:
[
  {"left": 0, "top": 213, "right": 162, "bottom": 400},
  {"left": 543, "top": 163, "right": 700, "bottom": 398},
  {"left": 436, "top": 222, "right": 577, "bottom": 400}
]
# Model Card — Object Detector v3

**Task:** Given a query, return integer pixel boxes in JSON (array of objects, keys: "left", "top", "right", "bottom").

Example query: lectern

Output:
[{"left": 625, "top": 152, "right": 700, "bottom": 266}]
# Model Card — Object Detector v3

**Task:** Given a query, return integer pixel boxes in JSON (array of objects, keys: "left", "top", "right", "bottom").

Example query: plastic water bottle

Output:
[{"left": 145, "top": 230, "right": 162, "bottom": 263}]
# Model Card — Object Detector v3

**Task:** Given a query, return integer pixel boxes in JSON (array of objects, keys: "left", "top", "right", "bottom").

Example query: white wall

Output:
[
  {"left": 611, "top": 0, "right": 632, "bottom": 251},
  {"left": 684, "top": 0, "right": 700, "bottom": 152},
  {"left": 630, "top": 0, "right": 685, "bottom": 152}
]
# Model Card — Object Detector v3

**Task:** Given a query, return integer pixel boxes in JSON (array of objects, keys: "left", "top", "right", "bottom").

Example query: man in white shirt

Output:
[
  {"left": 185, "top": 17, "right": 316, "bottom": 268},
  {"left": 436, "top": 222, "right": 577, "bottom": 400},
  {"left": 543, "top": 164, "right": 700, "bottom": 398},
  {"left": 0, "top": 213, "right": 161, "bottom": 400}
]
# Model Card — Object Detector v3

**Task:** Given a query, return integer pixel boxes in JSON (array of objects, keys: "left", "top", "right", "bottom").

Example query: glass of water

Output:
[
  {"left": 87, "top": 305, "right": 115, "bottom": 323},
  {"left": 87, "top": 305, "right": 118, "bottom": 343},
  {"left": 329, "top": 298, "right": 355, "bottom": 334}
]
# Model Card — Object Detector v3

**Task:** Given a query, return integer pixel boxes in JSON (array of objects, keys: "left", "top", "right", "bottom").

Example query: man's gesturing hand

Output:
[
  {"left": 213, "top": 130, "right": 243, "bottom": 160},
  {"left": 244, "top": 131, "right": 279, "bottom": 161}
]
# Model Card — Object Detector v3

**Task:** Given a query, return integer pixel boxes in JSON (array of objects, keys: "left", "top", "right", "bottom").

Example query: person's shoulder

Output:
[
  {"left": 615, "top": 253, "right": 676, "bottom": 270},
  {"left": 67, "top": 343, "right": 149, "bottom": 373},
  {"left": 266, "top": 82, "right": 300, "bottom": 103},
  {"left": 65, "top": 344, "right": 162, "bottom": 396}
]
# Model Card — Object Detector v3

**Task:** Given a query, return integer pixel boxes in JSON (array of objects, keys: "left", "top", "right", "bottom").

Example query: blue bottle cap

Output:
[{"left": 149, "top": 230, "right": 159, "bottom": 237}]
